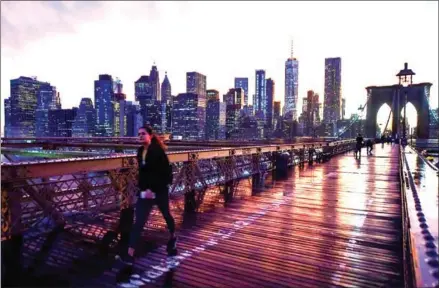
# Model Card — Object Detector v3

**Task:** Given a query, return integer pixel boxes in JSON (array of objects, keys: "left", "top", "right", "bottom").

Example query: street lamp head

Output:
[{"left": 396, "top": 62, "right": 415, "bottom": 87}]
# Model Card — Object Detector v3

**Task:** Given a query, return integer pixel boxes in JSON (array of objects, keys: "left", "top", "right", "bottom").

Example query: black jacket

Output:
[
  {"left": 137, "top": 139, "right": 171, "bottom": 195},
  {"left": 356, "top": 136, "right": 364, "bottom": 147}
]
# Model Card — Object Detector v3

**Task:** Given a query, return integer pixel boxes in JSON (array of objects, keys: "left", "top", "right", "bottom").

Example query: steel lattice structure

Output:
[{"left": 1, "top": 140, "right": 355, "bottom": 242}]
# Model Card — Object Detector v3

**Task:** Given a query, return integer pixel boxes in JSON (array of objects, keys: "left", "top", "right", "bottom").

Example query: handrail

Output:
[
  {"left": 409, "top": 145, "right": 439, "bottom": 172},
  {"left": 399, "top": 145, "right": 416, "bottom": 288},
  {"left": 400, "top": 145, "right": 439, "bottom": 288},
  {"left": 1, "top": 136, "right": 338, "bottom": 144},
  {"left": 1, "top": 140, "right": 355, "bottom": 181},
  {"left": 1, "top": 137, "right": 344, "bottom": 149}
]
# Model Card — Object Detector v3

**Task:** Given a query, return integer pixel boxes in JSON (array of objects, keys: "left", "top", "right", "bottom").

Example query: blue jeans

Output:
[{"left": 128, "top": 191, "right": 175, "bottom": 249}]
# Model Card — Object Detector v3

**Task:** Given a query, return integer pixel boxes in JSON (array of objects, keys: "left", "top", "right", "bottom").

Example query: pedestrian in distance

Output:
[
  {"left": 366, "top": 139, "right": 374, "bottom": 155},
  {"left": 355, "top": 133, "right": 364, "bottom": 159}
]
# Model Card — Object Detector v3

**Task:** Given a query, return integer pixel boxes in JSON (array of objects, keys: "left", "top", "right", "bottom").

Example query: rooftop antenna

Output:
[{"left": 291, "top": 40, "right": 294, "bottom": 59}]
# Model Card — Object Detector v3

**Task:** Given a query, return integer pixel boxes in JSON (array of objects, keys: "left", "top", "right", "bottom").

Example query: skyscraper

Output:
[
  {"left": 113, "top": 78, "right": 127, "bottom": 136},
  {"left": 161, "top": 101, "right": 172, "bottom": 134},
  {"left": 150, "top": 64, "right": 161, "bottom": 101},
  {"left": 172, "top": 93, "right": 203, "bottom": 140},
  {"left": 266, "top": 78, "right": 275, "bottom": 129},
  {"left": 206, "top": 89, "right": 220, "bottom": 102},
  {"left": 160, "top": 72, "right": 172, "bottom": 133},
  {"left": 303, "top": 90, "right": 321, "bottom": 136},
  {"left": 144, "top": 101, "right": 162, "bottom": 133},
  {"left": 125, "top": 101, "right": 143, "bottom": 137},
  {"left": 135, "top": 76, "right": 153, "bottom": 103},
  {"left": 273, "top": 101, "right": 281, "bottom": 118},
  {"left": 242, "top": 105, "right": 254, "bottom": 117},
  {"left": 35, "top": 83, "right": 58, "bottom": 137},
  {"left": 52, "top": 91, "right": 62, "bottom": 110},
  {"left": 223, "top": 88, "right": 244, "bottom": 106},
  {"left": 234, "top": 77, "right": 249, "bottom": 106},
  {"left": 48, "top": 108, "right": 78, "bottom": 137},
  {"left": 135, "top": 75, "right": 152, "bottom": 124},
  {"left": 186, "top": 72, "right": 207, "bottom": 102},
  {"left": 161, "top": 72, "right": 172, "bottom": 104},
  {"left": 284, "top": 41, "right": 299, "bottom": 121},
  {"left": 135, "top": 74, "right": 162, "bottom": 131},
  {"left": 3, "top": 98, "right": 11, "bottom": 137},
  {"left": 186, "top": 72, "right": 207, "bottom": 139},
  {"left": 254, "top": 70, "right": 266, "bottom": 118},
  {"left": 72, "top": 98, "right": 96, "bottom": 137},
  {"left": 323, "top": 57, "right": 342, "bottom": 124},
  {"left": 94, "top": 74, "right": 114, "bottom": 136},
  {"left": 206, "top": 99, "right": 226, "bottom": 140},
  {"left": 9, "top": 76, "right": 51, "bottom": 137},
  {"left": 224, "top": 88, "right": 244, "bottom": 139},
  {"left": 238, "top": 115, "right": 259, "bottom": 140},
  {"left": 273, "top": 101, "right": 281, "bottom": 130}
]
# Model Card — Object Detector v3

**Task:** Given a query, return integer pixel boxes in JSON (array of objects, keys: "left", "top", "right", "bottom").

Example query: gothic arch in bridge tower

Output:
[
  {"left": 376, "top": 103, "right": 393, "bottom": 134},
  {"left": 365, "top": 83, "right": 432, "bottom": 139},
  {"left": 399, "top": 102, "right": 418, "bottom": 133}
]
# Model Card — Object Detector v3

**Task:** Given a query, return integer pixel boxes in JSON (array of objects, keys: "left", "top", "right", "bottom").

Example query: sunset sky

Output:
[{"left": 1, "top": 1, "right": 438, "bottom": 128}]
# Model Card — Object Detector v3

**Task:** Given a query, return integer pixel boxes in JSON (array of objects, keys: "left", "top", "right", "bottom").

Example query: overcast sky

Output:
[{"left": 1, "top": 1, "right": 438, "bottom": 128}]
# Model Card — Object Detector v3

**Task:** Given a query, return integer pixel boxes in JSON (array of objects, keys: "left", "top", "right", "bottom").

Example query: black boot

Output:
[{"left": 167, "top": 237, "right": 178, "bottom": 256}]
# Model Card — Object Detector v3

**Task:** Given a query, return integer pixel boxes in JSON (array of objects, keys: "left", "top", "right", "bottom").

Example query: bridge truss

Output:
[{"left": 1, "top": 140, "right": 354, "bottom": 240}]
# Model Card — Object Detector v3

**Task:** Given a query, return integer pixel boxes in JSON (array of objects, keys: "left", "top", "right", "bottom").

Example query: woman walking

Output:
[{"left": 117, "top": 125, "right": 177, "bottom": 272}]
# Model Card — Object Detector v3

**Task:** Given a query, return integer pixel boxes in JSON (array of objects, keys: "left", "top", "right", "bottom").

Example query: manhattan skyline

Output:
[{"left": 1, "top": 1, "right": 438, "bottom": 128}]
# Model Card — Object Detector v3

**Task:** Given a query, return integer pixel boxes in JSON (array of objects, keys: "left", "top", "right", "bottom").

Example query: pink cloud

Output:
[{"left": 0, "top": 1, "right": 104, "bottom": 51}]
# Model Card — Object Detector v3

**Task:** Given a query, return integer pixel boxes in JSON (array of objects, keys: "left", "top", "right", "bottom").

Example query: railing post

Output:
[
  {"left": 271, "top": 148, "right": 278, "bottom": 171},
  {"left": 290, "top": 146, "right": 295, "bottom": 166},
  {"left": 316, "top": 144, "right": 323, "bottom": 163},
  {"left": 308, "top": 145, "right": 315, "bottom": 165},
  {"left": 252, "top": 149, "right": 262, "bottom": 188},
  {"left": 108, "top": 158, "right": 137, "bottom": 255},
  {"left": 299, "top": 146, "right": 306, "bottom": 167},
  {"left": 275, "top": 147, "right": 288, "bottom": 178},
  {"left": 1, "top": 181, "right": 24, "bottom": 286},
  {"left": 184, "top": 153, "right": 198, "bottom": 213},
  {"left": 322, "top": 143, "right": 332, "bottom": 162},
  {"left": 184, "top": 190, "right": 196, "bottom": 213},
  {"left": 223, "top": 151, "right": 237, "bottom": 203}
]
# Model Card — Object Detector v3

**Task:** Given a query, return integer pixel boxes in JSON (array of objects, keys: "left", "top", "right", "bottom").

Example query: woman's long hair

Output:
[{"left": 140, "top": 125, "right": 167, "bottom": 151}]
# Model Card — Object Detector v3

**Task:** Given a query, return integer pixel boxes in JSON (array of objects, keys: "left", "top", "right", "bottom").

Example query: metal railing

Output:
[
  {"left": 1, "top": 139, "right": 355, "bottom": 242},
  {"left": 399, "top": 145, "right": 439, "bottom": 288},
  {"left": 399, "top": 145, "right": 416, "bottom": 288},
  {"left": 1, "top": 136, "right": 343, "bottom": 149}
]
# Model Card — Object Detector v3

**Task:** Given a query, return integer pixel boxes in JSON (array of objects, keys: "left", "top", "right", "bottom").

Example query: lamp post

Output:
[{"left": 396, "top": 62, "right": 415, "bottom": 146}]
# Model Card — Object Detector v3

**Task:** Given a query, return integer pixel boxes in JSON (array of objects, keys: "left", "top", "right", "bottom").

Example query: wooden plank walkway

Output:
[{"left": 72, "top": 144, "right": 403, "bottom": 288}]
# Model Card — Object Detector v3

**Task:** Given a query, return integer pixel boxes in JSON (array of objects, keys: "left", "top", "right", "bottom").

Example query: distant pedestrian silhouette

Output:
[
  {"left": 366, "top": 139, "right": 374, "bottom": 155},
  {"left": 355, "top": 133, "right": 364, "bottom": 159}
]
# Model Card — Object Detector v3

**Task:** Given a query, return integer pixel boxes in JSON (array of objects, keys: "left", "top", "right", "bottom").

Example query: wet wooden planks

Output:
[{"left": 83, "top": 144, "right": 404, "bottom": 288}]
